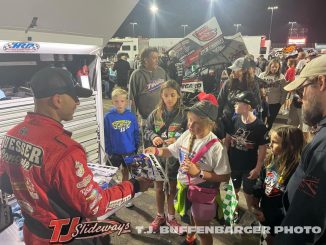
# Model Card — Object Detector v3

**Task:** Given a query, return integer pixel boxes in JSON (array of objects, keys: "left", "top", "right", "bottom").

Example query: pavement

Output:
[{"left": 108, "top": 182, "right": 260, "bottom": 245}]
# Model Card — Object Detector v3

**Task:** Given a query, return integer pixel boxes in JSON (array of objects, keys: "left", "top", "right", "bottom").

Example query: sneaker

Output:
[
  {"left": 233, "top": 211, "right": 240, "bottom": 224},
  {"left": 149, "top": 214, "right": 166, "bottom": 233},
  {"left": 125, "top": 201, "right": 134, "bottom": 208},
  {"left": 166, "top": 218, "right": 185, "bottom": 235},
  {"left": 282, "top": 109, "right": 289, "bottom": 115}
]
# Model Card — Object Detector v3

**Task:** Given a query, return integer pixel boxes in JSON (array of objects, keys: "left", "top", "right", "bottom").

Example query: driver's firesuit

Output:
[{"left": 0, "top": 112, "right": 140, "bottom": 244}]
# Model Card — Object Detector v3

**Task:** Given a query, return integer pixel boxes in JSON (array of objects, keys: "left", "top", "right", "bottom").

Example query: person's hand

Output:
[
  {"left": 164, "top": 137, "right": 176, "bottom": 145},
  {"left": 144, "top": 147, "right": 157, "bottom": 155},
  {"left": 252, "top": 208, "right": 265, "bottom": 223},
  {"left": 152, "top": 137, "right": 164, "bottom": 147},
  {"left": 136, "top": 177, "right": 153, "bottom": 192},
  {"left": 181, "top": 158, "right": 201, "bottom": 177},
  {"left": 248, "top": 167, "right": 261, "bottom": 180}
]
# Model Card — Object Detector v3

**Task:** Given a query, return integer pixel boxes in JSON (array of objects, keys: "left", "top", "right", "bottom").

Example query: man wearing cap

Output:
[
  {"left": 0, "top": 67, "right": 152, "bottom": 244},
  {"left": 218, "top": 57, "right": 262, "bottom": 138},
  {"left": 275, "top": 55, "right": 326, "bottom": 244}
]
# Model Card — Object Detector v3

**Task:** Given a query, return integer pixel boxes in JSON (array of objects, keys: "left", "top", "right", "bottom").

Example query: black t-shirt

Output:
[
  {"left": 228, "top": 115, "right": 269, "bottom": 171},
  {"left": 113, "top": 59, "right": 130, "bottom": 82}
]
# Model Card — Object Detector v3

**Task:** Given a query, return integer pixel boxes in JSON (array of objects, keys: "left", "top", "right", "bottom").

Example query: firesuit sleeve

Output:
[
  {"left": 52, "top": 148, "right": 136, "bottom": 218},
  {"left": 275, "top": 151, "right": 326, "bottom": 244}
]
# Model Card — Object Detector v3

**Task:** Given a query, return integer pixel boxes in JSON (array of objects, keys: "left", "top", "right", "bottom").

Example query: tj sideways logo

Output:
[{"left": 48, "top": 217, "right": 131, "bottom": 243}]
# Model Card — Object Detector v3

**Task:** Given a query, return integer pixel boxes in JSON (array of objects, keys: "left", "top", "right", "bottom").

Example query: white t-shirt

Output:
[
  {"left": 296, "top": 59, "right": 307, "bottom": 72},
  {"left": 168, "top": 130, "right": 231, "bottom": 185}
]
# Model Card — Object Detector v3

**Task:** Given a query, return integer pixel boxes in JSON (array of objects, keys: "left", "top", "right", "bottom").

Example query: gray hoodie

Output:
[
  {"left": 259, "top": 72, "right": 287, "bottom": 105},
  {"left": 128, "top": 65, "right": 168, "bottom": 119}
]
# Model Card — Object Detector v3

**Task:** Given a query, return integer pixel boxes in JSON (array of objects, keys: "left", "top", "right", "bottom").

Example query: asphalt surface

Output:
[{"left": 108, "top": 185, "right": 260, "bottom": 245}]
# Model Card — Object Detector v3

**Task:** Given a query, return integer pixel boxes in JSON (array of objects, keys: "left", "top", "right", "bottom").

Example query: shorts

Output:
[
  {"left": 191, "top": 202, "right": 217, "bottom": 221},
  {"left": 231, "top": 170, "right": 256, "bottom": 194},
  {"left": 108, "top": 153, "right": 134, "bottom": 168},
  {"left": 157, "top": 156, "right": 179, "bottom": 181}
]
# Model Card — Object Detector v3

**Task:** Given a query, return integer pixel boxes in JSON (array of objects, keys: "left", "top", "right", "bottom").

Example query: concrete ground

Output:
[{"left": 109, "top": 187, "right": 260, "bottom": 245}]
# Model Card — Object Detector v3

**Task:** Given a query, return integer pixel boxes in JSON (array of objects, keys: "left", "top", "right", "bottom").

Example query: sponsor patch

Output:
[
  {"left": 299, "top": 176, "right": 320, "bottom": 198},
  {"left": 76, "top": 174, "right": 92, "bottom": 189},
  {"left": 80, "top": 184, "right": 94, "bottom": 196},
  {"left": 89, "top": 194, "right": 102, "bottom": 210},
  {"left": 1, "top": 135, "right": 43, "bottom": 169},
  {"left": 106, "top": 195, "right": 132, "bottom": 211},
  {"left": 86, "top": 189, "right": 98, "bottom": 201},
  {"left": 25, "top": 177, "right": 39, "bottom": 200},
  {"left": 92, "top": 206, "right": 99, "bottom": 215},
  {"left": 75, "top": 161, "right": 85, "bottom": 177},
  {"left": 17, "top": 200, "right": 34, "bottom": 214},
  {"left": 12, "top": 181, "right": 27, "bottom": 191}
]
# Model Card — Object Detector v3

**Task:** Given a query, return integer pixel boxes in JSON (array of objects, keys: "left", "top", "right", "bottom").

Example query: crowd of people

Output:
[
  {"left": 0, "top": 46, "right": 325, "bottom": 245},
  {"left": 103, "top": 47, "right": 325, "bottom": 244}
]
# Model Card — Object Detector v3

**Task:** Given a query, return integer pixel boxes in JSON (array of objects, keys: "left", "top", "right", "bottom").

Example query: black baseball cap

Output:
[
  {"left": 186, "top": 100, "right": 218, "bottom": 121},
  {"left": 30, "top": 67, "right": 93, "bottom": 101},
  {"left": 234, "top": 91, "right": 257, "bottom": 108}
]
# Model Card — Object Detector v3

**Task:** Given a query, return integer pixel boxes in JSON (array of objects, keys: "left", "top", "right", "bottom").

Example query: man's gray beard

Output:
[{"left": 303, "top": 98, "right": 323, "bottom": 127}]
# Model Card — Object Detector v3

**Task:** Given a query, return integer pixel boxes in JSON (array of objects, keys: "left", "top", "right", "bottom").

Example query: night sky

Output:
[{"left": 114, "top": 0, "right": 325, "bottom": 43}]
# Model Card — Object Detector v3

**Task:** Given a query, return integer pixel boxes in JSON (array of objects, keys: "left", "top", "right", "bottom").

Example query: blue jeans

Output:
[{"left": 103, "top": 80, "right": 114, "bottom": 98}]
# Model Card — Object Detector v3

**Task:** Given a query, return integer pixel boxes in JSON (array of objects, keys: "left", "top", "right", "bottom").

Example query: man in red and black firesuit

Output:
[{"left": 0, "top": 67, "right": 152, "bottom": 244}]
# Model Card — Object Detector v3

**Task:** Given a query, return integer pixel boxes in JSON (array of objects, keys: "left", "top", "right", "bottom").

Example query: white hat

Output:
[{"left": 228, "top": 57, "right": 245, "bottom": 71}]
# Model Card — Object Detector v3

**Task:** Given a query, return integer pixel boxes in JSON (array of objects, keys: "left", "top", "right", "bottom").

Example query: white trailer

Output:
[
  {"left": 149, "top": 38, "right": 182, "bottom": 52},
  {"left": 241, "top": 35, "right": 271, "bottom": 59},
  {"left": 0, "top": 0, "right": 139, "bottom": 166},
  {"left": 108, "top": 37, "right": 149, "bottom": 59}
]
